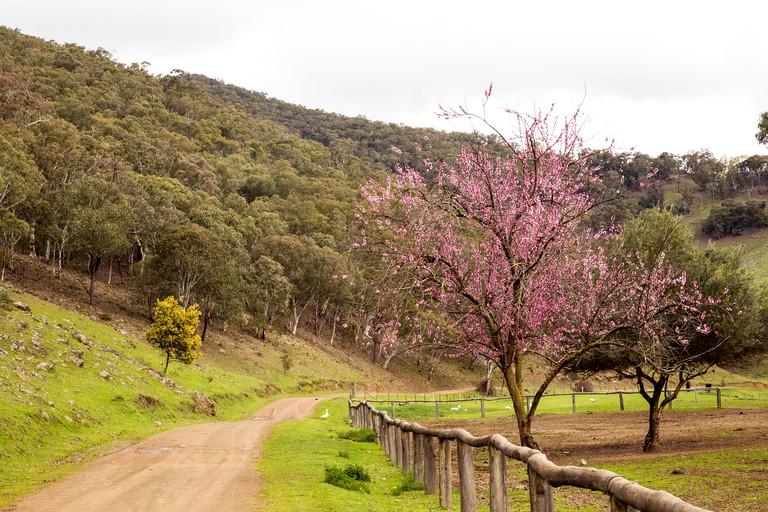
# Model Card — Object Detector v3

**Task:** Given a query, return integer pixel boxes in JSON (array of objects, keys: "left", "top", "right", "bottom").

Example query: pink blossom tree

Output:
[{"left": 356, "top": 99, "right": 713, "bottom": 448}]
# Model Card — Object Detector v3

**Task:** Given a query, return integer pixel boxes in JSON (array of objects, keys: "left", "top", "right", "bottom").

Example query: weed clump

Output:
[
  {"left": 0, "top": 288, "right": 13, "bottom": 311},
  {"left": 337, "top": 428, "right": 375, "bottom": 442},
  {"left": 390, "top": 472, "right": 425, "bottom": 496},
  {"left": 323, "top": 463, "right": 371, "bottom": 493}
]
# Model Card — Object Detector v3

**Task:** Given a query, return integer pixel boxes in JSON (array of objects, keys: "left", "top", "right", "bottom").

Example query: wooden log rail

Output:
[{"left": 348, "top": 400, "right": 712, "bottom": 512}]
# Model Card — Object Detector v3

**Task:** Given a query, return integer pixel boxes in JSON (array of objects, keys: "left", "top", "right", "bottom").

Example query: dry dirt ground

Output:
[
  {"left": 427, "top": 408, "right": 768, "bottom": 465},
  {"left": 6, "top": 396, "right": 326, "bottom": 512}
]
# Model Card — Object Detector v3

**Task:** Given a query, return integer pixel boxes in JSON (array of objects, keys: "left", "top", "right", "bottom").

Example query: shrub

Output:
[
  {"left": 390, "top": 473, "right": 425, "bottom": 496},
  {"left": 337, "top": 428, "right": 375, "bottom": 442},
  {"left": 0, "top": 288, "right": 13, "bottom": 311},
  {"left": 323, "top": 464, "right": 371, "bottom": 493},
  {"left": 702, "top": 199, "right": 768, "bottom": 238},
  {"left": 280, "top": 351, "right": 293, "bottom": 372}
]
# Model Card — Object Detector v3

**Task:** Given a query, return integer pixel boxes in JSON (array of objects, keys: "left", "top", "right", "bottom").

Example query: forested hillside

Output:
[
  {"left": 0, "top": 27, "right": 471, "bottom": 365},
  {"left": 1, "top": 25, "right": 767, "bottom": 377}
]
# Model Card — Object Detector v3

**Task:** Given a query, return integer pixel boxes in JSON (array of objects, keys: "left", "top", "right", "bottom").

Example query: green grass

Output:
[
  {"left": 366, "top": 385, "right": 768, "bottom": 422},
  {"left": 256, "top": 398, "right": 454, "bottom": 512},
  {"left": 599, "top": 447, "right": 768, "bottom": 510}
]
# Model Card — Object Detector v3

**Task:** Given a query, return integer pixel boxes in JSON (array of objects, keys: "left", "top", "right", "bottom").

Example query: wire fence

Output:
[{"left": 354, "top": 385, "right": 768, "bottom": 420}]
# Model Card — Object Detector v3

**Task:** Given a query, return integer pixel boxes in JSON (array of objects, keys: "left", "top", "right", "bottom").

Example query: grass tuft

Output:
[
  {"left": 323, "top": 464, "right": 371, "bottom": 493},
  {"left": 390, "top": 472, "right": 424, "bottom": 496},
  {"left": 337, "top": 428, "right": 375, "bottom": 442}
]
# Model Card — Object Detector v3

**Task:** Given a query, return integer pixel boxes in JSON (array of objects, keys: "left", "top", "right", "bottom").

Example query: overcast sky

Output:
[{"left": 4, "top": 1, "right": 767, "bottom": 157}]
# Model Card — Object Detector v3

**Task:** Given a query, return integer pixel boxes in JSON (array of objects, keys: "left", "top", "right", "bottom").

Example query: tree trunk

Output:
[
  {"left": 201, "top": 313, "right": 210, "bottom": 343},
  {"left": 503, "top": 355, "right": 540, "bottom": 449},
  {"left": 639, "top": 371, "right": 668, "bottom": 453},
  {"left": 644, "top": 404, "right": 665, "bottom": 452},
  {"left": 163, "top": 352, "right": 170, "bottom": 375},
  {"left": 88, "top": 254, "right": 101, "bottom": 306}
]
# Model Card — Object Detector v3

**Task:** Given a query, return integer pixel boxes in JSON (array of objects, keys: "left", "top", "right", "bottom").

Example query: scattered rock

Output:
[
  {"left": 10, "top": 341, "right": 24, "bottom": 352},
  {"left": 73, "top": 331, "right": 91, "bottom": 347},
  {"left": 671, "top": 469, "right": 685, "bottom": 475},
  {"left": 580, "top": 459, "right": 588, "bottom": 466},
  {"left": 40, "top": 411, "right": 49, "bottom": 420},
  {"left": 31, "top": 339, "right": 42, "bottom": 349},
  {"left": 193, "top": 392, "right": 216, "bottom": 416},
  {"left": 136, "top": 394, "right": 161, "bottom": 408},
  {"left": 155, "top": 420, "right": 162, "bottom": 427},
  {"left": 12, "top": 301, "right": 30, "bottom": 312},
  {"left": 70, "top": 357, "right": 84, "bottom": 367},
  {"left": 218, "top": 348, "right": 226, "bottom": 355},
  {"left": 104, "top": 346, "right": 121, "bottom": 358},
  {"left": 36, "top": 362, "right": 54, "bottom": 371},
  {"left": 99, "top": 371, "right": 111, "bottom": 380},
  {"left": 162, "top": 378, "right": 175, "bottom": 389}
]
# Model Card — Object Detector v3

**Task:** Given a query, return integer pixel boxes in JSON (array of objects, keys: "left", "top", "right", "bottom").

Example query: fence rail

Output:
[
  {"left": 355, "top": 386, "right": 748, "bottom": 419},
  {"left": 348, "top": 399, "right": 712, "bottom": 512}
]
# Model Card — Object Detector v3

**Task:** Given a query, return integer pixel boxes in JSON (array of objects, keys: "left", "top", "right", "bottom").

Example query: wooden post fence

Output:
[{"left": 349, "top": 399, "right": 712, "bottom": 512}]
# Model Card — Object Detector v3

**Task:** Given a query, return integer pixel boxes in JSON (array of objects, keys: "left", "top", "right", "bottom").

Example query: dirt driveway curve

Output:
[{"left": 9, "top": 396, "right": 330, "bottom": 512}]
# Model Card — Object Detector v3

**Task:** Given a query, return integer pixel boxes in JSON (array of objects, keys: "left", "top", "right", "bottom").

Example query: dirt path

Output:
[{"left": 8, "top": 396, "right": 329, "bottom": 512}]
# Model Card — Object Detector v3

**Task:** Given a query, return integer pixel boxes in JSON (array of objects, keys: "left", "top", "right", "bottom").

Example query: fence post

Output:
[
  {"left": 436, "top": 401, "right": 440, "bottom": 418},
  {"left": 717, "top": 388, "right": 722, "bottom": 408},
  {"left": 382, "top": 421, "right": 389, "bottom": 455},
  {"left": 388, "top": 423, "right": 398, "bottom": 460},
  {"left": 372, "top": 413, "right": 380, "bottom": 444},
  {"left": 391, "top": 402, "right": 395, "bottom": 419},
  {"left": 489, "top": 445, "right": 507, "bottom": 512},
  {"left": 528, "top": 465, "right": 554, "bottom": 512},
  {"left": 394, "top": 424, "right": 403, "bottom": 469},
  {"left": 413, "top": 433, "right": 424, "bottom": 482},
  {"left": 619, "top": 392, "right": 624, "bottom": 411},
  {"left": 481, "top": 398, "right": 485, "bottom": 418},
  {"left": 457, "top": 441, "right": 477, "bottom": 511},
  {"left": 401, "top": 430, "right": 412, "bottom": 474},
  {"left": 609, "top": 495, "right": 640, "bottom": 512},
  {"left": 439, "top": 438, "right": 453, "bottom": 509},
  {"left": 424, "top": 435, "right": 438, "bottom": 494},
  {"left": 572, "top": 393, "right": 576, "bottom": 413}
]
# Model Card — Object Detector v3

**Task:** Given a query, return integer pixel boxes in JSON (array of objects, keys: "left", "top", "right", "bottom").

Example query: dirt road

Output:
[{"left": 9, "top": 396, "right": 328, "bottom": 512}]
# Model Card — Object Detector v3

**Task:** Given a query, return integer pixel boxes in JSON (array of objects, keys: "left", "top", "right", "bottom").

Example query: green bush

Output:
[
  {"left": 390, "top": 472, "right": 425, "bottom": 496},
  {"left": 0, "top": 288, "right": 13, "bottom": 311},
  {"left": 342, "top": 463, "right": 370, "bottom": 482},
  {"left": 337, "top": 428, "right": 375, "bottom": 442},
  {"left": 323, "top": 464, "right": 371, "bottom": 493}
]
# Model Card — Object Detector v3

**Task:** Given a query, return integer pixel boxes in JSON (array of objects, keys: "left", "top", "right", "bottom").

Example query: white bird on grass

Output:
[
  {"left": 450, "top": 405, "right": 460, "bottom": 411},
  {"left": 320, "top": 408, "right": 329, "bottom": 419},
  {"left": 589, "top": 398, "right": 598, "bottom": 402},
  {"left": 504, "top": 406, "right": 512, "bottom": 410}
]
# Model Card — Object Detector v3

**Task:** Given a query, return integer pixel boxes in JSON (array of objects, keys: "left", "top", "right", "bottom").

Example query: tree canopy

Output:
[{"left": 145, "top": 296, "right": 203, "bottom": 375}]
